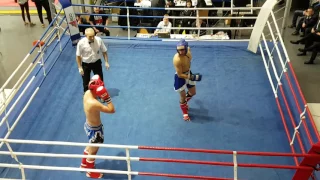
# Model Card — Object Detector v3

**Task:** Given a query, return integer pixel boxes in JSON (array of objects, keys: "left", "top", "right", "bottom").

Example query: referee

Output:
[{"left": 76, "top": 28, "right": 110, "bottom": 92}]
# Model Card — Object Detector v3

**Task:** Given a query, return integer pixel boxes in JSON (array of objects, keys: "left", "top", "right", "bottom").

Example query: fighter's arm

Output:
[
  {"left": 188, "top": 47, "right": 191, "bottom": 54},
  {"left": 173, "top": 56, "right": 189, "bottom": 79},
  {"left": 95, "top": 100, "right": 115, "bottom": 114},
  {"left": 154, "top": 22, "right": 162, "bottom": 35},
  {"left": 94, "top": 85, "right": 115, "bottom": 113}
]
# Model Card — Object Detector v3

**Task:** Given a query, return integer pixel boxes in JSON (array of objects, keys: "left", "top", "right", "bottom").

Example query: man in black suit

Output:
[
  {"left": 288, "top": 1, "right": 320, "bottom": 29},
  {"left": 290, "top": 19, "right": 320, "bottom": 64},
  {"left": 292, "top": 7, "right": 318, "bottom": 36}
]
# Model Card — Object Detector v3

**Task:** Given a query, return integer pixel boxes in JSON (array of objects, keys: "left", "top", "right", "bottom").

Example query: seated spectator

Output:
[
  {"left": 302, "top": 42, "right": 320, "bottom": 64},
  {"left": 289, "top": 1, "right": 320, "bottom": 29},
  {"left": 89, "top": 7, "right": 110, "bottom": 36},
  {"left": 290, "top": 20, "right": 320, "bottom": 58},
  {"left": 154, "top": 14, "right": 172, "bottom": 35},
  {"left": 179, "top": 0, "right": 195, "bottom": 34},
  {"left": 292, "top": 7, "right": 318, "bottom": 36},
  {"left": 191, "top": 19, "right": 206, "bottom": 36},
  {"left": 288, "top": 10, "right": 308, "bottom": 29},
  {"left": 77, "top": 15, "right": 90, "bottom": 35}
]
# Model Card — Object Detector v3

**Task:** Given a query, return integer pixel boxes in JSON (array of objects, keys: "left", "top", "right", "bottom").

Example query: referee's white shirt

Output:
[{"left": 76, "top": 36, "right": 107, "bottom": 64}]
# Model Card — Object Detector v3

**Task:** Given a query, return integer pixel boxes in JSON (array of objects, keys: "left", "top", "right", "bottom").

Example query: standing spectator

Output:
[
  {"left": 15, "top": 0, "right": 36, "bottom": 26},
  {"left": 33, "top": 0, "right": 52, "bottom": 28}
]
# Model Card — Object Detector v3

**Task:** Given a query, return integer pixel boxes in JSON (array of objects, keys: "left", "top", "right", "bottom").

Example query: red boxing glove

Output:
[
  {"left": 96, "top": 86, "right": 111, "bottom": 103},
  {"left": 88, "top": 75, "right": 104, "bottom": 93}
]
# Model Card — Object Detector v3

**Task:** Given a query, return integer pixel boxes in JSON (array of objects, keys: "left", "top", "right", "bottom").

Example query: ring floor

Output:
[{"left": 0, "top": 38, "right": 296, "bottom": 180}]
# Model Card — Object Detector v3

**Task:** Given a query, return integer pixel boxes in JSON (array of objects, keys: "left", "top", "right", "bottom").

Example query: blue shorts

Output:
[
  {"left": 174, "top": 71, "right": 196, "bottom": 92},
  {"left": 84, "top": 122, "right": 104, "bottom": 143}
]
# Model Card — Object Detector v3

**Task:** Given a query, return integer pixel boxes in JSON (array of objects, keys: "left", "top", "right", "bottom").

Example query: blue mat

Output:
[{"left": 0, "top": 39, "right": 296, "bottom": 180}]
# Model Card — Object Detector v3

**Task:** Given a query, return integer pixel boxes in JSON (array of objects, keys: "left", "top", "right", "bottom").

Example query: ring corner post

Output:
[
  {"left": 292, "top": 142, "right": 320, "bottom": 180},
  {"left": 247, "top": 0, "right": 278, "bottom": 54},
  {"left": 58, "top": 0, "right": 81, "bottom": 46}
]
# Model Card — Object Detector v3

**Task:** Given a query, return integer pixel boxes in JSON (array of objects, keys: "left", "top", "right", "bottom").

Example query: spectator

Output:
[
  {"left": 15, "top": 0, "right": 35, "bottom": 26},
  {"left": 292, "top": 7, "right": 318, "bottom": 36},
  {"left": 154, "top": 14, "right": 172, "bottom": 35},
  {"left": 179, "top": 0, "right": 195, "bottom": 34},
  {"left": 89, "top": 7, "right": 110, "bottom": 36},
  {"left": 33, "top": 0, "right": 52, "bottom": 28},
  {"left": 191, "top": 19, "right": 206, "bottom": 36},
  {"left": 290, "top": 20, "right": 320, "bottom": 57},
  {"left": 77, "top": 15, "right": 90, "bottom": 35}
]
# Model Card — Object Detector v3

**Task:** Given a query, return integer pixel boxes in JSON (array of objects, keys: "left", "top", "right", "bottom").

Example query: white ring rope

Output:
[
  {"left": 259, "top": 43, "right": 277, "bottom": 97},
  {"left": 266, "top": 20, "right": 286, "bottom": 72},
  {"left": 0, "top": 87, "right": 40, "bottom": 149},
  {"left": 0, "top": 138, "right": 139, "bottom": 149},
  {"left": 4, "top": 142, "right": 26, "bottom": 179},
  {"left": 258, "top": 9, "right": 314, "bottom": 149},
  {"left": 290, "top": 105, "right": 308, "bottom": 146},
  {"left": 270, "top": 11, "right": 290, "bottom": 62},
  {"left": 0, "top": 151, "right": 140, "bottom": 161},
  {"left": 0, "top": 16, "right": 66, "bottom": 116},
  {"left": 261, "top": 33, "right": 281, "bottom": 87}
]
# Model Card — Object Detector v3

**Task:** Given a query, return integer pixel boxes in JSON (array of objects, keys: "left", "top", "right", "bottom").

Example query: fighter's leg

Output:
[
  {"left": 180, "top": 90, "right": 190, "bottom": 121},
  {"left": 174, "top": 74, "right": 190, "bottom": 121},
  {"left": 85, "top": 147, "right": 102, "bottom": 178},
  {"left": 82, "top": 124, "right": 103, "bottom": 178},
  {"left": 186, "top": 77, "right": 196, "bottom": 102},
  {"left": 85, "top": 146, "right": 99, "bottom": 162},
  {"left": 179, "top": 90, "right": 187, "bottom": 103},
  {"left": 186, "top": 85, "right": 196, "bottom": 102}
]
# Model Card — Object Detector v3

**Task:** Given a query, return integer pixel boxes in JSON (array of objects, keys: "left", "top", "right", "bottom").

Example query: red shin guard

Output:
[
  {"left": 86, "top": 160, "right": 103, "bottom": 179},
  {"left": 81, "top": 150, "right": 89, "bottom": 168},
  {"left": 180, "top": 102, "right": 190, "bottom": 121}
]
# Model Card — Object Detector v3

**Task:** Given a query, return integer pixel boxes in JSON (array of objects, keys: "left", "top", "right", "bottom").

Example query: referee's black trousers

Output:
[{"left": 82, "top": 59, "right": 104, "bottom": 92}]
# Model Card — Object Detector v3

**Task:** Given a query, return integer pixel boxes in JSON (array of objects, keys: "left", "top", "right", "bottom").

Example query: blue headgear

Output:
[{"left": 176, "top": 39, "right": 188, "bottom": 55}]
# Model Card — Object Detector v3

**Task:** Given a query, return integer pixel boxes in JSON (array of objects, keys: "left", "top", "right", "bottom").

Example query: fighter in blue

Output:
[{"left": 173, "top": 39, "right": 202, "bottom": 121}]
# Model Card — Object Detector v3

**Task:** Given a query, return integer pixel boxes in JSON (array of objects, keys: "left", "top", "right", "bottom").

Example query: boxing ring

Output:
[{"left": 1, "top": 0, "right": 320, "bottom": 179}]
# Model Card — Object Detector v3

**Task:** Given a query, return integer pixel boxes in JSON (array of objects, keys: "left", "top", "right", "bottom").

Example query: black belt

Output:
[{"left": 82, "top": 59, "right": 101, "bottom": 65}]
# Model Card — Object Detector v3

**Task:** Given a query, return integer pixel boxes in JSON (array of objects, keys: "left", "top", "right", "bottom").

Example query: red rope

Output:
[
  {"left": 139, "top": 157, "right": 315, "bottom": 170},
  {"left": 139, "top": 172, "right": 233, "bottom": 180},
  {"left": 279, "top": 85, "right": 306, "bottom": 153},
  {"left": 288, "top": 62, "right": 320, "bottom": 141},
  {"left": 138, "top": 145, "right": 320, "bottom": 158},
  {"left": 275, "top": 97, "right": 299, "bottom": 165},
  {"left": 284, "top": 72, "right": 313, "bottom": 145}
]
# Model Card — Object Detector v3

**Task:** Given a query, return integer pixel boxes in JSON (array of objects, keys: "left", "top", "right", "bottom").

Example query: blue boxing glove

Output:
[{"left": 190, "top": 73, "right": 202, "bottom": 81}]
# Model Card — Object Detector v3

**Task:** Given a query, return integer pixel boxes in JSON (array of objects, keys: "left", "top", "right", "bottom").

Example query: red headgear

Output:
[{"left": 88, "top": 75, "right": 104, "bottom": 93}]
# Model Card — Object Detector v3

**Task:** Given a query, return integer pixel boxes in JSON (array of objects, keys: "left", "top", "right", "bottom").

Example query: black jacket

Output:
[{"left": 304, "top": 13, "right": 318, "bottom": 28}]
